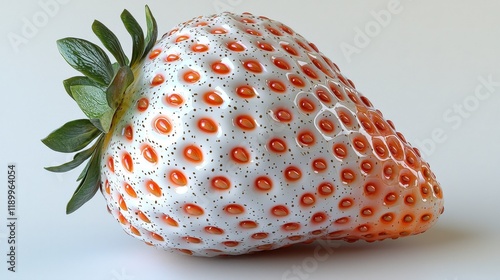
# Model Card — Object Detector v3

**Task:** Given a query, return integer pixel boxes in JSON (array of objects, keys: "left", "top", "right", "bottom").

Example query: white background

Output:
[{"left": 1, "top": 0, "right": 499, "bottom": 279}]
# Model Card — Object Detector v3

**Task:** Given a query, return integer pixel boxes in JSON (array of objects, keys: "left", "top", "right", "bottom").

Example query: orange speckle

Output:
[
  {"left": 273, "top": 57, "right": 291, "bottom": 70},
  {"left": 318, "top": 182, "right": 334, "bottom": 196},
  {"left": 183, "top": 236, "right": 202, "bottom": 244},
  {"left": 282, "top": 223, "right": 301, "bottom": 231},
  {"left": 104, "top": 180, "right": 111, "bottom": 195},
  {"left": 353, "top": 135, "right": 368, "bottom": 153},
  {"left": 151, "top": 74, "right": 165, "bottom": 86},
  {"left": 301, "top": 66, "right": 319, "bottom": 79},
  {"left": 268, "top": 80, "right": 287, "bottom": 93},
  {"left": 224, "top": 204, "right": 245, "bottom": 215},
  {"left": 341, "top": 169, "right": 356, "bottom": 184},
  {"left": 212, "top": 61, "right": 231, "bottom": 75},
  {"left": 284, "top": 166, "right": 302, "bottom": 181},
  {"left": 243, "top": 60, "right": 263, "bottom": 73},
  {"left": 266, "top": 25, "right": 283, "bottom": 36},
  {"left": 384, "top": 192, "right": 398, "bottom": 205},
  {"left": 223, "top": 241, "right": 239, "bottom": 247},
  {"left": 226, "top": 41, "right": 246, "bottom": 52},
  {"left": 311, "top": 212, "right": 328, "bottom": 224},
  {"left": 335, "top": 217, "right": 350, "bottom": 224},
  {"left": 255, "top": 176, "right": 273, "bottom": 191},
  {"left": 251, "top": 232, "right": 268, "bottom": 240},
  {"left": 241, "top": 17, "right": 255, "bottom": 23},
  {"left": 118, "top": 194, "right": 127, "bottom": 210},
  {"left": 231, "top": 147, "right": 250, "bottom": 163},
  {"left": 121, "top": 152, "right": 133, "bottom": 172},
  {"left": 178, "top": 249, "right": 193, "bottom": 255},
  {"left": 184, "top": 145, "right": 203, "bottom": 163},
  {"left": 211, "top": 27, "right": 228, "bottom": 34},
  {"left": 275, "top": 108, "right": 292, "bottom": 122},
  {"left": 154, "top": 116, "right": 173, "bottom": 134},
  {"left": 165, "top": 54, "right": 180, "bottom": 62},
  {"left": 175, "top": 35, "right": 189, "bottom": 42},
  {"left": 361, "top": 207, "right": 373, "bottom": 217},
  {"left": 205, "top": 226, "right": 224, "bottom": 235},
  {"left": 280, "top": 24, "right": 294, "bottom": 34},
  {"left": 198, "top": 118, "right": 218, "bottom": 133},
  {"left": 211, "top": 176, "right": 231, "bottom": 190},
  {"left": 300, "top": 193, "right": 316, "bottom": 207},
  {"left": 329, "top": 82, "right": 345, "bottom": 101},
  {"left": 360, "top": 159, "right": 374, "bottom": 174},
  {"left": 203, "top": 91, "right": 224, "bottom": 106},
  {"left": 312, "top": 158, "right": 327, "bottom": 173},
  {"left": 288, "top": 235, "right": 303, "bottom": 241},
  {"left": 124, "top": 183, "right": 137, "bottom": 198},
  {"left": 149, "top": 49, "right": 162, "bottom": 59},
  {"left": 137, "top": 97, "right": 149, "bottom": 112},
  {"left": 271, "top": 205, "right": 289, "bottom": 217},
  {"left": 184, "top": 204, "right": 204, "bottom": 216},
  {"left": 141, "top": 144, "right": 158, "bottom": 164},
  {"left": 183, "top": 70, "right": 201, "bottom": 83},
  {"left": 191, "top": 43, "right": 209, "bottom": 52},
  {"left": 289, "top": 75, "right": 306, "bottom": 88},
  {"left": 107, "top": 157, "right": 114, "bottom": 173},
  {"left": 268, "top": 138, "right": 287, "bottom": 153},
  {"left": 333, "top": 143, "right": 348, "bottom": 159},
  {"left": 236, "top": 85, "right": 257, "bottom": 98},
  {"left": 297, "top": 131, "right": 315, "bottom": 146},
  {"left": 123, "top": 125, "right": 133, "bottom": 141},
  {"left": 364, "top": 182, "right": 378, "bottom": 196},
  {"left": 118, "top": 212, "right": 128, "bottom": 225},
  {"left": 145, "top": 180, "right": 162, "bottom": 197},
  {"left": 239, "top": 220, "right": 258, "bottom": 229},
  {"left": 170, "top": 170, "right": 187, "bottom": 186},
  {"left": 235, "top": 115, "right": 256, "bottom": 130},
  {"left": 137, "top": 211, "right": 151, "bottom": 223},
  {"left": 256, "top": 41, "right": 274, "bottom": 51},
  {"left": 130, "top": 226, "right": 141, "bottom": 236},
  {"left": 318, "top": 119, "right": 335, "bottom": 133},
  {"left": 151, "top": 232, "right": 164, "bottom": 241},
  {"left": 339, "top": 198, "right": 354, "bottom": 209},
  {"left": 298, "top": 98, "right": 316, "bottom": 113},
  {"left": 162, "top": 215, "right": 179, "bottom": 227},
  {"left": 246, "top": 28, "right": 261, "bottom": 36},
  {"left": 281, "top": 42, "right": 298, "bottom": 56},
  {"left": 166, "top": 94, "right": 184, "bottom": 106},
  {"left": 316, "top": 89, "right": 332, "bottom": 104}
]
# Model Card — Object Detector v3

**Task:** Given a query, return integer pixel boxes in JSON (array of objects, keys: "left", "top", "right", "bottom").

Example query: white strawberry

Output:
[{"left": 43, "top": 6, "right": 444, "bottom": 257}]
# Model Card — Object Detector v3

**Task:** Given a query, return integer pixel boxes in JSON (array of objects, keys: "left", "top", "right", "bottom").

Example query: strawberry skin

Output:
[
  {"left": 100, "top": 12, "right": 443, "bottom": 256},
  {"left": 43, "top": 7, "right": 443, "bottom": 257}
]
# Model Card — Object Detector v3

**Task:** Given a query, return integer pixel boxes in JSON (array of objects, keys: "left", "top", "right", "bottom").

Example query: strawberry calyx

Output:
[{"left": 42, "top": 6, "right": 157, "bottom": 214}]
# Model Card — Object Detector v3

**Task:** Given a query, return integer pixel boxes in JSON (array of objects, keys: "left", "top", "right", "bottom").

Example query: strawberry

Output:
[{"left": 42, "top": 6, "right": 444, "bottom": 257}]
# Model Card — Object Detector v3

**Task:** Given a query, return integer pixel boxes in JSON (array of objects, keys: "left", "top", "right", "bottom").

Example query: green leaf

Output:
[
  {"left": 57, "top": 38, "right": 114, "bottom": 86},
  {"left": 42, "top": 119, "right": 101, "bottom": 153},
  {"left": 92, "top": 20, "right": 128, "bottom": 67},
  {"left": 71, "top": 85, "right": 115, "bottom": 133},
  {"left": 106, "top": 66, "right": 134, "bottom": 110},
  {"left": 66, "top": 142, "right": 102, "bottom": 214},
  {"left": 121, "top": 9, "right": 145, "bottom": 67},
  {"left": 143, "top": 5, "right": 158, "bottom": 60},
  {"left": 63, "top": 76, "right": 104, "bottom": 99},
  {"left": 45, "top": 142, "right": 97, "bottom": 173}
]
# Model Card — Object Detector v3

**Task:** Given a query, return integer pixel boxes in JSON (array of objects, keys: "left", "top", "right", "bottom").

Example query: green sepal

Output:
[
  {"left": 44, "top": 138, "right": 100, "bottom": 173},
  {"left": 92, "top": 20, "right": 129, "bottom": 67},
  {"left": 107, "top": 66, "right": 134, "bottom": 110},
  {"left": 143, "top": 5, "right": 158, "bottom": 60},
  {"left": 121, "top": 9, "right": 145, "bottom": 67},
  {"left": 63, "top": 76, "right": 105, "bottom": 99},
  {"left": 57, "top": 37, "right": 114, "bottom": 86},
  {"left": 42, "top": 119, "right": 101, "bottom": 153},
  {"left": 66, "top": 136, "right": 103, "bottom": 214},
  {"left": 71, "top": 85, "right": 115, "bottom": 133}
]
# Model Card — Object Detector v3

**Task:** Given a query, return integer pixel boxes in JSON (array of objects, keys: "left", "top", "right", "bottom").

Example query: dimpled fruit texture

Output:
[{"left": 100, "top": 12, "right": 444, "bottom": 256}]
